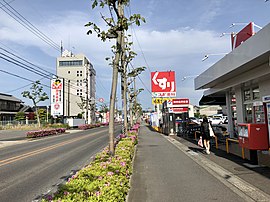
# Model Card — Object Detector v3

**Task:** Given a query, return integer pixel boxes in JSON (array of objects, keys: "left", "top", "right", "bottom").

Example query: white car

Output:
[
  {"left": 210, "top": 117, "right": 223, "bottom": 125},
  {"left": 189, "top": 117, "right": 201, "bottom": 124}
]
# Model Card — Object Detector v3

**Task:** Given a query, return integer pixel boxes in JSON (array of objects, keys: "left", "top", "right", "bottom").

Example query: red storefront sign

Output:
[
  {"left": 172, "top": 98, "right": 189, "bottom": 105},
  {"left": 168, "top": 107, "right": 188, "bottom": 113},
  {"left": 166, "top": 98, "right": 190, "bottom": 108},
  {"left": 151, "top": 71, "right": 176, "bottom": 95},
  {"left": 232, "top": 22, "right": 254, "bottom": 49}
]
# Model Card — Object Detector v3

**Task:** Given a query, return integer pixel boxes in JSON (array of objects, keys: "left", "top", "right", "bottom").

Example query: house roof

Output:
[{"left": 0, "top": 93, "right": 22, "bottom": 102}]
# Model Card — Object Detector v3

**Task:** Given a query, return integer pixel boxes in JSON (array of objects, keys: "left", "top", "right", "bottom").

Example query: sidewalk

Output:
[{"left": 128, "top": 124, "right": 270, "bottom": 202}]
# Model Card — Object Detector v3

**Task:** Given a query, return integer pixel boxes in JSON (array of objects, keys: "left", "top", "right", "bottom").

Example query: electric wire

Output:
[
  {"left": 0, "top": 46, "right": 88, "bottom": 95},
  {"left": 0, "top": 69, "right": 50, "bottom": 88},
  {"left": 0, "top": 0, "right": 60, "bottom": 52},
  {"left": 127, "top": 3, "right": 152, "bottom": 73}
]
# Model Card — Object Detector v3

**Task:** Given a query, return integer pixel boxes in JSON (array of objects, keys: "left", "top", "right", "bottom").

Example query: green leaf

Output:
[
  {"left": 92, "top": 0, "right": 98, "bottom": 9},
  {"left": 87, "top": 30, "right": 93, "bottom": 35}
]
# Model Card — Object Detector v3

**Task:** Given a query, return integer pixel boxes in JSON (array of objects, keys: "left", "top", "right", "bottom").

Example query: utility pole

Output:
[
  {"left": 85, "top": 64, "right": 89, "bottom": 124},
  {"left": 68, "top": 80, "right": 70, "bottom": 117}
]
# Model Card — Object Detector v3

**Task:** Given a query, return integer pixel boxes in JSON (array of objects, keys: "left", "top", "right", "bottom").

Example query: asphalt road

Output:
[{"left": 0, "top": 125, "right": 121, "bottom": 202}]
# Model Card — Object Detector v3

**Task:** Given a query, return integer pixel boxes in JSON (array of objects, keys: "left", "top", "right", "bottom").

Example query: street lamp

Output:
[
  {"left": 202, "top": 53, "right": 228, "bottom": 61},
  {"left": 182, "top": 75, "right": 199, "bottom": 81},
  {"left": 220, "top": 32, "right": 235, "bottom": 37}
]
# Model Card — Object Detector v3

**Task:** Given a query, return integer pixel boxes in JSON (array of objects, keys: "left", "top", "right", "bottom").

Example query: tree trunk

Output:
[
  {"left": 121, "top": 39, "right": 128, "bottom": 135},
  {"left": 108, "top": 2, "right": 124, "bottom": 156},
  {"left": 35, "top": 106, "right": 41, "bottom": 128}
]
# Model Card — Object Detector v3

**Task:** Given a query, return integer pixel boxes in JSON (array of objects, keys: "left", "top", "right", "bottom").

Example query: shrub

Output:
[
  {"left": 43, "top": 129, "right": 139, "bottom": 202},
  {"left": 26, "top": 128, "right": 66, "bottom": 138}
]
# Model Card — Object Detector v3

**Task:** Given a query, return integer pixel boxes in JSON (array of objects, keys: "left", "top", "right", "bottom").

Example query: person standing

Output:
[{"left": 201, "top": 117, "right": 211, "bottom": 154}]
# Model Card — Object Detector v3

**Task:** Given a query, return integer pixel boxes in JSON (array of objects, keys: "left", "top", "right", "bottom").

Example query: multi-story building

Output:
[{"left": 56, "top": 50, "right": 96, "bottom": 124}]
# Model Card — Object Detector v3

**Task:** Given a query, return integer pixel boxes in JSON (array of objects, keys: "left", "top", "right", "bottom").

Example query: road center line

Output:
[{"left": 0, "top": 129, "right": 107, "bottom": 168}]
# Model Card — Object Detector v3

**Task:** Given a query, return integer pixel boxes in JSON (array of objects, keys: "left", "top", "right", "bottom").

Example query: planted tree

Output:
[
  {"left": 22, "top": 81, "right": 49, "bottom": 128},
  {"left": 15, "top": 112, "right": 25, "bottom": 121},
  {"left": 77, "top": 96, "right": 87, "bottom": 120},
  {"left": 85, "top": 0, "right": 145, "bottom": 155},
  {"left": 38, "top": 108, "right": 47, "bottom": 122}
]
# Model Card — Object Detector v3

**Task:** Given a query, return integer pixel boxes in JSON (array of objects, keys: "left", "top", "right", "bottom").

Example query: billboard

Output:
[
  {"left": 232, "top": 22, "right": 254, "bottom": 49},
  {"left": 151, "top": 71, "right": 176, "bottom": 97},
  {"left": 51, "top": 78, "right": 64, "bottom": 116}
]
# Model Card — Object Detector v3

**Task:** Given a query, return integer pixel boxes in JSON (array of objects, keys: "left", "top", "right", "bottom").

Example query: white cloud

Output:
[{"left": 0, "top": 5, "right": 232, "bottom": 108}]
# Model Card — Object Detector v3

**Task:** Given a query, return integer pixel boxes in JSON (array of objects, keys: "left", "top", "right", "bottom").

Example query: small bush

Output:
[
  {"left": 26, "top": 128, "right": 66, "bottom": 138},
  {"left": 43, "top": 128, "right": 139, "bottom": 202}
]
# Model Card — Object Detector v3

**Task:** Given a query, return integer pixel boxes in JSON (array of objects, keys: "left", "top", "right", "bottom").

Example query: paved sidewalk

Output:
[{"left": 128, "top": 124, "right": 270, "bottom": 202}]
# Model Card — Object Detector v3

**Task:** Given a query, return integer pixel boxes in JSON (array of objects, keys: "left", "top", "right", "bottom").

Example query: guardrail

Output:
[
  {"left": 226, "top": 138, "right": 245, "bottom": 159},
  {"left": 0, "top": 120, "right": 38, "bottom": 126}
]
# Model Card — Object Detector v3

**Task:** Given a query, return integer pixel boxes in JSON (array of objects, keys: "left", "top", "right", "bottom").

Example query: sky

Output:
[{"left": 0, "top": 0, "right": 270, "bottom": 110}]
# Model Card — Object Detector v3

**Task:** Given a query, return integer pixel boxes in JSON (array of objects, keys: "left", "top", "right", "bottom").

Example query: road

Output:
[{"left": 0, "top": 125, "right": 121, "bottom": 202}]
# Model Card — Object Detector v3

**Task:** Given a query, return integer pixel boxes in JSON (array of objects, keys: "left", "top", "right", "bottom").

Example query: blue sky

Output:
[{"left": 0, "top": 0, "right": 270, "bottom": 110}]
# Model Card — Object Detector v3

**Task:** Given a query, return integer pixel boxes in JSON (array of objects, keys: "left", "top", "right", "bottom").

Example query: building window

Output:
[
  {"left": 76, "top": 80, "right": 83, "bottom": 86},
  {"left": 76, "top": 71, "right": 83, "bottom": 77},
  {"left": 243, "top": 86, "right": 260, "bottom": 124},
  {"left": 244, "top": 89, "right": 251, "bottom": 101},
  {"left": 68, "top": 71, "right": 70, "bottom": 74},
  {"left": 59, "top": 60, "right": 83, "bottom": 67},
  {"left": 252, "top": 87, "right": 260, "bottom": 100},
  {"left": 77, "top": 89, "right": 83, "bottom": 96},
  {"left": 230, "top": 91, "right": 238, "bottom": 137}
]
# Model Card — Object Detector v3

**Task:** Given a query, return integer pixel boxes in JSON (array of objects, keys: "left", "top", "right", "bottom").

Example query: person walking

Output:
[{"left": 201, "top": 117, "right": 211, "bottom": 154}]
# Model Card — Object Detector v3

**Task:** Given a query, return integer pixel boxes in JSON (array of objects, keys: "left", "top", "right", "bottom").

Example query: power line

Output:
[
  {"left": 0, "top": 69, "right": 50, "bottom": 88},
  {"left": 127, "top": 3, "right": 152, "bottom": 73},
  {"left": 128, "top": 63, "right": 152, "bottom": 95},
  {"left": 0, "top": 0, "right": 60, "bottom": 52},
  {"left": 0, "top": 47, "right": 53, "bottom": 77},
  {"left": 0, "top": 46, "right": 86, "bottom": 93}
]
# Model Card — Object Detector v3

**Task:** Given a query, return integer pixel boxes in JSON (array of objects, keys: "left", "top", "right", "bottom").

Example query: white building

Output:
[
  {"left": 56, "top": 50, "right": 96, "bottom": 124},
  {"left": 195, "top": 22, "right": 270, "bottom": 166}
]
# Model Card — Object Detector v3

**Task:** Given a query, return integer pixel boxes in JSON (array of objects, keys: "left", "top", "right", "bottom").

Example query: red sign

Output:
[
  {"left": 168, "top": 107, "right": 188, "bottom": 113},
  {"left": 151, "top": 71, "right": 176, "bottom": 94},
  {"left": 172, "top": 98, "right": 189, "bottom": 105},
  {"left": 232, "top": 22, "right": 254, "bottom": 49}
]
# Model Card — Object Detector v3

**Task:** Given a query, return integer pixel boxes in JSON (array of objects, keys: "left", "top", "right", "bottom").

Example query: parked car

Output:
[
  {"left": 210, "top": 117, "right": 223, "bottom": 125},
  {"left": 189, "top": 117, "right": 201, "bottom": 125},
  {"left": 222, "top": 116, "right": 228, "bottom": 124}
]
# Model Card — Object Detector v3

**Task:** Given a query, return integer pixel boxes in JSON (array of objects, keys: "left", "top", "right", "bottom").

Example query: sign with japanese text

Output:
[
  {"left": 152, "top": 98, "right": 171, "bottom": 105},
  {"left": 151, "top": 71, "right": 176, "bottom": 97},
  {"left": 168, "top": 107, "right": 189, "bottom": 113},
  {"left": 166, "top": 98, "right": 190, "bottom": 108},
  {"left": 51, "top": 78, "right": 64, "bottom": 116}
]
